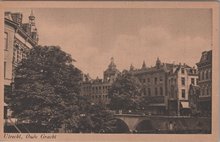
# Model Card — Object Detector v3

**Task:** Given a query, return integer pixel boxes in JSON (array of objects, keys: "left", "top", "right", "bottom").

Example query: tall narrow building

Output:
[
  {"left": 196, "top": 50, "right": 212, "bottom": 116},
  {"left": 167, "top": 64, "right": 198, "bottom": 116}
]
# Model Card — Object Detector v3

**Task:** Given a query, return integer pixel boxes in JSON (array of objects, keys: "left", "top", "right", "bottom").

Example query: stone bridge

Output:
[{"left": 114, "top": 114, "right": 211, "bottom": 133}]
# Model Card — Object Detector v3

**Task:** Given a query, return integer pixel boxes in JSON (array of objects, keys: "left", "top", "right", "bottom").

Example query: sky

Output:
[{"left": 7, "top": 8, "right": 212, "bottom": 78}]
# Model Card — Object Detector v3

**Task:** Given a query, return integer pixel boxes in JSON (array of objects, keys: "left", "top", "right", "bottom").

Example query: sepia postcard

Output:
[{"left": 0, "top": 1, "right": 219, "bottom": 142}]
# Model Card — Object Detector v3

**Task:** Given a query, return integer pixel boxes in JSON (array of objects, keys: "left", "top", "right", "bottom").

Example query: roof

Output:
[
  {"left": 130, "top": 63, "right": 178, "bottom": 75},
  {"left": 5, "top": 11, "right": 38, "bottom": 46},
  {"left": 104, "top": 57, "right": 120, "bottom": 74},
  {"left": 197, "top": 50, "right": 212, "bottom": 66}
]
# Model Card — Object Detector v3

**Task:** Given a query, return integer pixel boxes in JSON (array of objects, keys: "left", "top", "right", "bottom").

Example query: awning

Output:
[{"left": 180, "top": 102, "right": 189, "bottom": 108}]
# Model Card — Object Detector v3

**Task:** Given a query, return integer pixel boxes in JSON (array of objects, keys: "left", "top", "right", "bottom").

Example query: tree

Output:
[
  {"left": 75, "top": 100, "right": 117, "bottom": 133},
  {"left": 108, "top": 70, "right": 143, "bottom": 112},
  {"left": 8, "top": 46, "right": 82, "bottom": 132}
]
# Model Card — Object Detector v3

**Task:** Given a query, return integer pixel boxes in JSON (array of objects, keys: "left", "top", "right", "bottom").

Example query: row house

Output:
[
  {"left": 167, "top": 64, "right": 198, "bottom": 116},
  {"left": 130, "top": 58, "right": 198, "bottom": 116},
  {"left": 197, "top": 50, "right": 212, "bottom": 115},
  {"left": 4, "top": 11, "right": 39, "bottom": 123}
]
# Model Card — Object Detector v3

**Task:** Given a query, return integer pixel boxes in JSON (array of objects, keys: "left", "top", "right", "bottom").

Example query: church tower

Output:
[
  {"left": 29, "top": 10, "right": 39, "bottom": 43},
  {"left": 156, "top": 57, "right": 161, "bottom": 69},
  {"left": 103, "top": 57, "right": 120, "bottom": 83}
]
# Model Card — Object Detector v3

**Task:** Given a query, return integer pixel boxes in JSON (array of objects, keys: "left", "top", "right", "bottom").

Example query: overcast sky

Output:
[{"left": 7, "top": 8, "right": 212, "bottom": 78}]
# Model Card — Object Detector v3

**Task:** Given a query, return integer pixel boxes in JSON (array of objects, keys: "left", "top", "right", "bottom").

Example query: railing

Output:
[{"left": 114, "top": 113, "right": 210, "bottom": 119}]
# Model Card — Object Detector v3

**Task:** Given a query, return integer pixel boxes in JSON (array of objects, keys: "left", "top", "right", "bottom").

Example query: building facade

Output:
[
  {"left": 80, "top": 58, "right": 120, "bottom": 104},
  {"left": 167, "top": 64, "right": 198, "bottom": 116},
  {"left": 128, "top": 58, "right": 198, "bottom": 116},
  {"left": 129, "top": 58, "right": 175, "bottom": 115},
  {"left": 4, "top": 11, "right": 38, "bottom": 86},
  {"left": 188, "top": 84, "right": 200, "bottom": 115},
  {"left": 196, "top": 50, "right": 212, "bottom": 116},
  {"left": 4, "top": 11, "right": 38, "bottom": 121},
  {"left": 81, "top": 57, "right": 200, "bottom": 116}
]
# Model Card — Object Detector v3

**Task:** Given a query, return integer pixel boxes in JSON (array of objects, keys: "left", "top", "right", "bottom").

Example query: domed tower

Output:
[
  {"left": 29, "top": 10, "right": 39, "bottom": 43},
  {"left": 156, "top": 57, "right": 161, "bottom": 69},
  {"left": 103, "top": 57, "right": 120, "bottom": 83}
]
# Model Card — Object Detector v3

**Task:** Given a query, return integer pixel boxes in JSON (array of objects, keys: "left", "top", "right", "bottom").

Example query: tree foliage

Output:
[
  {"left": 77, "top": 102, "right": 117, "bottom": 133},
  {"left": 108, "top": 70, "right": 143, "bottom": 111},
  {"left": 8, "top": 46, "right": 82, "bottom": 131},
  {"left": 8, "top": 45, "right": 119, "bottom": 133}
]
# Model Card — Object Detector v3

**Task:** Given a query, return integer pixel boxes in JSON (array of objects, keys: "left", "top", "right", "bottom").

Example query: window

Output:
[
  {"left": 4, "top": 106, "right": 8, "bottom": 119},
  {"left": 143, "top": 88, "right": 146, "bottom": 95},
  {"left": 206, "top": 70, "right": 209, "bottom": 80},
  {"left": 201, "top": 88, "right": 203, "bottom": 96},
  {"left": 202, "top": 71, "right": 205, "bottom": 80},
  {"left": 17, "top": 49, "right": 20, "bottom": 62},
  {"left": 143, "top": 79, "right": 146, "bottom": 83},
  {"left": 191, "top": 78, "right": 195, "bottom": 85},
  {"left": 181, "top": 77, "right": 185, "bottom": 86},
  {"left": 207, "top": 87, "right": 209, "bottom": 96},
  {"left": 155, "top": 77, "right": 157, "bottom": 85},
  {"left": 174, "top": 79, "right": 176, "bottom": 84},
  {"left": 155, "top": 88, "right": 158, "bottom": 96},
  {"left": 181, "top": 68, "right": 185, "bottom": 74},
  {"left": 196, "top": 78, "right": 198, "bottom": 85},
  {"left": 209, "top": 70, "right": 211, "bottom": 80},
  {"left": 148, "top": 88, "right": 151, "bottom": 96},
  {"left": 171, "top": 78, "right": 173, "bottom": 84},
  {"left": 4, "top": 32, "right": 8, "bottom": 50},
  {"left": 160, "top": 87, "right": 163, "bottom": 96},
  {"left": 4, "top": 62, "right": 6, "bottom": 78},
  {"left": 159, "top": 77, "right": 163, "bottom": 82},
  {"left": 147, "top": 78, "right": 150, "bottom": 83},
  {"left": 182, "top": 89, "right": 186, "bottom": 98},
  {"left": 199, "top": 72, "right": 202, "bottom": 81}
]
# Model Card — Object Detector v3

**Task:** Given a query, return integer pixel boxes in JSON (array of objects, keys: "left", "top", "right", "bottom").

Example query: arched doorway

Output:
[{"left": 135, "top": 120, "right": 156, "bottom": 133}]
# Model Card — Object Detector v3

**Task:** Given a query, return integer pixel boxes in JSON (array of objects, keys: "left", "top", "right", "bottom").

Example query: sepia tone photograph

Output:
[{"left": 1, "top": 1, "right": 219, "bottom": 142}]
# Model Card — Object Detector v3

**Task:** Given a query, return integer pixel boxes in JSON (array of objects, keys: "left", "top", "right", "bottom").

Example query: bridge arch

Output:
[
  {"left": 111, "top": 118, "right": 130, "bottom": 133},
  {"left": 134, "top": 119, "right": 156, "bottom": 133}
]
